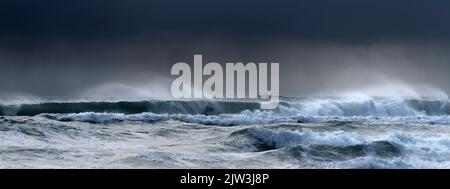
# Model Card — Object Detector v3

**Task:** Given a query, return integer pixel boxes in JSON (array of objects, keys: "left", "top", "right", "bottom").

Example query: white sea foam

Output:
[
  {"left": 245, "top": 128, "right": 365, "bottom": 148},
  {"left": 42, "top": 112, "right": 168, "bottom": 123},
  {"left": 241, "top": 128, "right": 450, "bottom": 168},
  {"left": 40, "top": 109, "right": 450, "bottom": 126}
]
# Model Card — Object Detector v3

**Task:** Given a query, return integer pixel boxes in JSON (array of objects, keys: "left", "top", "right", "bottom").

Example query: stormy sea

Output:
[{"left": 1, "top": 96, "right": 450, "bottom": 169}]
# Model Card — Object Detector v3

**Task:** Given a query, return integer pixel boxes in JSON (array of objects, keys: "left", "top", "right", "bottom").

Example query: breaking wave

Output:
[
  {"left": 1, "top": 97, "right": 449, "bottom": 126},
  {"left": 0, "top": 100, "right": 260, "bottom": 116},
  {"left": 228, "top": 128, "right": 450, "bottom": 168},
  {"left": 39, "top": 111, "right": 450, "bottom": 126}
]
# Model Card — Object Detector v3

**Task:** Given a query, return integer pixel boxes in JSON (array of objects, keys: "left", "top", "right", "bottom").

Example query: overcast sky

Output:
[{"left": 1, "top": 0, "right": 450, "bottom": 98}]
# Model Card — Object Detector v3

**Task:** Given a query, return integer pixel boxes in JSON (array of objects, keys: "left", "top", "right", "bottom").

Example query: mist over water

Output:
[
  {"left": 316, "top": 76, "right": 449, "bottom": 101},
  {"left": 1, "top": 41, "right": 450, "bottom": 101}
]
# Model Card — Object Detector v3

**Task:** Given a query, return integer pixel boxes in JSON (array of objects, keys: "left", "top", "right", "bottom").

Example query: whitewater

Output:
[{"left": 1, "top": 96, "right": 450, "bottom": 168}]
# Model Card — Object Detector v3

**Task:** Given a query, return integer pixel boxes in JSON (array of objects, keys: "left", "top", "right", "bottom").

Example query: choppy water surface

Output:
[{"left": 1, "top": 97, "right": 450, "bottom": 168}]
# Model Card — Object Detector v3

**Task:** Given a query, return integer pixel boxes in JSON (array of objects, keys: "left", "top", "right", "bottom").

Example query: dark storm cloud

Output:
[
  {"left": 1, "top": 0, "right": 450, "bottom": 44},
  {"left": 0, "top": 0, "right": 450, "bottom": 98}
]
